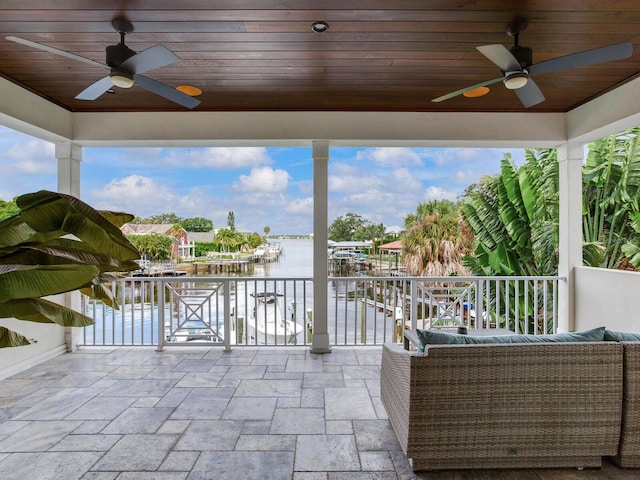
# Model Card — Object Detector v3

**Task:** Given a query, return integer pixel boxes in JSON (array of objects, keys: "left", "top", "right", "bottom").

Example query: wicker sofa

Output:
[
  {"left": 381, "top": 339, "right": 624, "bottom": 471},
  {"left": 614, "top": 341, "right": 640, "bottom": 467}
]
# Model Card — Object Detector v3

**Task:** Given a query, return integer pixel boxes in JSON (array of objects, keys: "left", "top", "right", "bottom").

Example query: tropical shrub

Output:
[
  {"left": 126, "top": 233, "right": 173, "bottom": 261},
  {"left": 460, "top": 149, "right": 559, "bottom": 333},
  {"left": 0, "top": 190, "right": 140, "bottom": 347},
  {"left": 584, "top": 127, "right": 640, "bottom": 269}
]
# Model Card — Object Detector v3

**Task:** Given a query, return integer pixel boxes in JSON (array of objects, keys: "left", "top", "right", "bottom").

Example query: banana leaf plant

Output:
[{"left": 0, "top": 190, "right": 140, "bottom": 347}]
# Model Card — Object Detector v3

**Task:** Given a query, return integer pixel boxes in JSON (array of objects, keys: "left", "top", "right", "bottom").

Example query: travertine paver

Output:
[
  {"left": 92, "top": 434, "right": 178, "bottom": 471},
  {"left": 295, "top": 434, "right": 361, "bottom": 471}
]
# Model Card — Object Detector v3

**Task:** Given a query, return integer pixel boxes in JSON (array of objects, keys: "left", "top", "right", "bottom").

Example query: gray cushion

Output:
[
  {"left": 416, "top": 326, "right": 607, "bottom": 352},
  {"left": 604, "top": 329, "right": 640, "bottom": 342}
]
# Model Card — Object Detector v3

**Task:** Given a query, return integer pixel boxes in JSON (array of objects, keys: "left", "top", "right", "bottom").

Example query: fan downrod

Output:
[{"left": 506, "top": 19, "right": 532, "bottom": 69}]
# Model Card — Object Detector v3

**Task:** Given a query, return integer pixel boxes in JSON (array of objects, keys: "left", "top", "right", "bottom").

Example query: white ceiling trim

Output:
[{"left": 1, "top": 76, "right": 639, "bottom": 149}]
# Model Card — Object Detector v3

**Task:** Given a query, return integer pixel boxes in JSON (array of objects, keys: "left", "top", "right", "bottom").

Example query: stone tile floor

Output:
[{"left": 0, "top": 346, "right": 637, "bottom": 480}]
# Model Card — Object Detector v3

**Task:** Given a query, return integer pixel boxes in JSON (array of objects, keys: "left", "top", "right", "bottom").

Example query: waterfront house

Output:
[{"left": 121, "top": 223, "right": 193, "bottom": 261}]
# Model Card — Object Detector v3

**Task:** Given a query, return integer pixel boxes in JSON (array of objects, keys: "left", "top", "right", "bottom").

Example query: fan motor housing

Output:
[
  {"left": 106, "top": 44, "right": 136, "bottom": 69},
  {"left": 510, "top": 45, "right": 533, "bottom": 69}
]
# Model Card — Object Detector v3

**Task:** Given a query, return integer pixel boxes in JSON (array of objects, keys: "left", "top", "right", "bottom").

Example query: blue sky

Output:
[{"left": 0, "top": 124, "right": 526, "bottom": 235}]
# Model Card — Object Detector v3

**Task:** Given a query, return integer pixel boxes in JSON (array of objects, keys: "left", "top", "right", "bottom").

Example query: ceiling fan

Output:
[
  {"left": 6, "top": 16, "right": 200, "bottom": 109},
  {"left": 432, "top": 19, "right": 633, "bottom": 108}
]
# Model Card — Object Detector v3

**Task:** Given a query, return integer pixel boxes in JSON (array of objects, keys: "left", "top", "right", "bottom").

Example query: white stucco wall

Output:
[
  {"left": 574, "top": 266, "right": 640, "bottom": 333},
  {"left": 0, "top": 318, "right": 66, "bottom": 379}
]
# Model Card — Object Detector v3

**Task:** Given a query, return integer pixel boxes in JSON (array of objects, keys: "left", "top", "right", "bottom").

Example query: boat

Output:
[
  {"left": 253, "top": 242, "right": 282, "bottom": 263},
  {"left": 164, "top": 320, "right": 224, "bottom": 343},
  {"left": 249, "top": 292, "right": 303, "bottom": 344}
]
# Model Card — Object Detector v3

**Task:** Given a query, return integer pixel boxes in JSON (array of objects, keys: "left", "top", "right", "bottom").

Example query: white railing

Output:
[{"left": 81, "top": 275, "right": 561, "bottom": 348}]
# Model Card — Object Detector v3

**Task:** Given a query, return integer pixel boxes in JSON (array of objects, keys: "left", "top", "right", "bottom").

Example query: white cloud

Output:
[
  {"left": 284, "top": 197, "right": 313, "bottom": 215},
  {"left": 90, "top": 175, "right": 178, "bottom": 215},
  {"left": 234, "top": 166, "right": 290, "bottom": 193},
  {"left": 452, "top": 169, "right": 479, "bottom": 184},
  {"left": 163, "top": 147, "right": 271, "bottom": 169},
  {"left": 356, "top": 147, "right": 423, "bottom": 167},
  {"left": 424, "top": 186, "right": 459, "bottom": 202},
  {"left": 388, "top": 168, "right": 422, "bottom": 191},
  {"left": 6, "top": 139, "right": 55, "bottom": 174}
]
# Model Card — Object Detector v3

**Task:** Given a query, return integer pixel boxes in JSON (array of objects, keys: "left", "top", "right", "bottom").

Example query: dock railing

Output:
[{"left": 80, "top": 275, "right": 562, "bottom": 348}]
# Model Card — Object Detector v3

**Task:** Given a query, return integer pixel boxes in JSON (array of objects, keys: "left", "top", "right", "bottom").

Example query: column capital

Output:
[
  {"left": 556, "top": 141, "right": 584, "bottom": 161},
  {"left": 312, "top": 140, "right": 330, "bottom": 159},
  {"left": 55, "top": 141, "right": 82, "bottom": 161}
]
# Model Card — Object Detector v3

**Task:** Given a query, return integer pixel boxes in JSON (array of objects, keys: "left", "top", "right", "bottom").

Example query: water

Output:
[{"left": 253, "top": 239, "right": 313, "bottom": 277}]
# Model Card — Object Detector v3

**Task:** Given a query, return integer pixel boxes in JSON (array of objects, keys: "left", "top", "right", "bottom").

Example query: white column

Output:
[
  {"left": 55, "top": 141, "right": 82, "bottom": 351},
  {"left": 557, "top": 142, "right": 583, "bottom": 333},
  {"left": 56, "top": 142, "right": 82, "bottom": 197},
  {"left": 311, "top": 141, "right": 331, "bottom": 353}
]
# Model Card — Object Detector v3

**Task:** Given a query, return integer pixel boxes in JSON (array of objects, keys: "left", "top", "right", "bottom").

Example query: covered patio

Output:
[
  {"left": 0, "top": 345, "right": 636, "bottom": 480},
  {"left": 2, "top": 2, "right": 640, "bottom": 476}
]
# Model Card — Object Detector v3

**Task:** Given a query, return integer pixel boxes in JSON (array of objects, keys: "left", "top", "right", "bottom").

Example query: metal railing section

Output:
[{"left": 81, "top": 275, "right": 561, "bottom": 348}]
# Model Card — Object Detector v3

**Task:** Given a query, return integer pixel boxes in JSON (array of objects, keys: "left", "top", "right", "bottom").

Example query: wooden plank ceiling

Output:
[{"left": 0, "top": 0, "right": 639, "bottom": 113}]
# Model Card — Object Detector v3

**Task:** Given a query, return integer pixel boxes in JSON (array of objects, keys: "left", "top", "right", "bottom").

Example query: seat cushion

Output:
[{"left": 604, "top": 330, "right": 640, "bottom": 341}]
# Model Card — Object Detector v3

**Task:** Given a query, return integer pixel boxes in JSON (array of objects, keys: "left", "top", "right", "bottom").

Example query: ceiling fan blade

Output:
[
  {"left": 529, "top": 42, "right": 633, "bottom": 77},
  {"left": 477, "top": 44, "right": 521, "bottom": 71},
  {"left": 75, "top": 76, "right": 113, "bottom": 100},
  {"left": 6, "top": 35, "right": 108, "bottom": 70},
  {"left": 120, "top": 44, "right": 179, "bottom": 75},
  {"left": 134, "top": 75, "right": 200, "bottom": 109},
  {"left": 514, "top": 78, "right": 545, "bottom": 108},
  {"left": 432, "top": 77, "right": 503, "bottom": 103}
]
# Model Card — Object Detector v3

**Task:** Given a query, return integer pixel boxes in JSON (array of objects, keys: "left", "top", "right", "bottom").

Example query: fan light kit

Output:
[
  {"left": 432, "top": 19, "right": 633, "bottom": 108},
  {"left": 110, "top": 71, "right": 134, "bottom": 88},
  {"left": 503, "top": 71, "right": 528, "bottom": 90},
  {"left": 5, "top": 16, "right": 200, "bottom": 109}
]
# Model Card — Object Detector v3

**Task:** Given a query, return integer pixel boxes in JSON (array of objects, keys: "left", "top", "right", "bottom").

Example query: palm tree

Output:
[
  {"left": 401, "top": 199, "right": 473, "bottom": 276},
  {"left": 263, "top": 225, "right": 270, "bottom": 241}
]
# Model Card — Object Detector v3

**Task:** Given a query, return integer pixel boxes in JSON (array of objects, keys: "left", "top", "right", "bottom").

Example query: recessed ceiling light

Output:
[
  {"left": 176, "top": 85, "right": 203, "bottom": 96},
  {"left": 311, "top": 21, "right": 329, "bottom": 33},
  {"left": 463, "top": 86, "right": 490, "bottom": 98}
]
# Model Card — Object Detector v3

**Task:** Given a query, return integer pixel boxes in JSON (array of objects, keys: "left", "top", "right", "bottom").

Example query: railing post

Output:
[
  {"left": 157, "top": 280, "right": 165, "bottom": 352},
  {"left": 410, "top": 279, "right": 418, "bottom": 330},
  {"left": 224, "top": 279, "right": 232, "bottom": 352}
]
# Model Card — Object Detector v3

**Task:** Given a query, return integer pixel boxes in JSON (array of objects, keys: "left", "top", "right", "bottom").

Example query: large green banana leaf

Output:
[
  {"left": 0, "top": 239, "right": 140, "bottom": 272},
  {"left": 0, "top": 264, "right": 99, "bottom": 300},
  {"left": 0, "top": 297, "right": 94, "bottom": 327},
  {"left": 0, "top": 326, "right": 31, "bottom": 348},
  {"left": 14, "top": 191, "right": 139, "bottom": 261}
]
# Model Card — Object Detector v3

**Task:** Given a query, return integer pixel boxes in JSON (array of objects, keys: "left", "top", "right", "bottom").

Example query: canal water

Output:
[{"left": 253, "top": 239, "right": 314, "bottom": 278}]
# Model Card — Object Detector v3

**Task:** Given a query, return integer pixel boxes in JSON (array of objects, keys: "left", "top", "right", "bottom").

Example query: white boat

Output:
[
  {"left": 249, "top": 292, "right": 303, "bottom": 344},
  {"left": 164, "top": 320, "right": 223, "bottom": 343}
]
